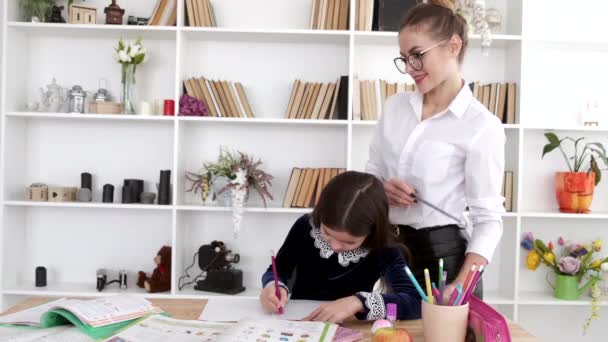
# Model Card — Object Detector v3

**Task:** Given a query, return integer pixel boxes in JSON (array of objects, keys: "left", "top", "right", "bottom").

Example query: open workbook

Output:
[{"left": 0, "top": 295, "right": 162, "bottom": 340}]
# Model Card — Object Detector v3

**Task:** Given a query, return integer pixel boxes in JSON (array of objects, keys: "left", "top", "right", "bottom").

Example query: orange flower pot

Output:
[{"left": 555, "top": 172, "right": 595, "bottom": 213}]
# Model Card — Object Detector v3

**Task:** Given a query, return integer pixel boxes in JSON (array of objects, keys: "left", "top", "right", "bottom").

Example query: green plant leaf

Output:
[
  {"left": 590, "top": 156, "right": 601, "bottom": 185},
  {"left": 535, "top": 239, "right": 549, "bottom": 254}
]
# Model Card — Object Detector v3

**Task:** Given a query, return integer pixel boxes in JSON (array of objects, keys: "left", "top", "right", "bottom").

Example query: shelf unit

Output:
[{"left": 1, "top": 1, "right": 608, "bottom": 340}]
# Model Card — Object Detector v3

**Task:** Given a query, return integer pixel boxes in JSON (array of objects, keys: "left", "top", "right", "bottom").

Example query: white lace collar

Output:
[{"left": 309, "top": 219, "right": 370, "bottom": 267}]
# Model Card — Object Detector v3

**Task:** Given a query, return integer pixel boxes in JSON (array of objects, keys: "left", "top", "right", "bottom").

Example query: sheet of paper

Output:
[
  {"left": 0, "top": 299, "right": 68, "bottom": 326},
  {"left": 216, "top": 318, "right": 338, "bottom": 342},
  {"left": 198, "top": 298, "right": 327, "bottom": 322},
  {"left": 56, "top": 295, "right": 161, "bottom": 327},
  {"left": 103, "top": 315, "right": 232, "bottom": 342},
  {"left": 0, "top": 325, "right": 93, "bottom": 341}
]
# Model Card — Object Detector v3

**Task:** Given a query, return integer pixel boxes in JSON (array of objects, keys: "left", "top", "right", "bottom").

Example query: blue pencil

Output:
[
  {"left": 453, "top": 284, "right": 463, "bottom": 306},
  {"left": 404, "top": 266, "right": 429, "bottom": 302}
]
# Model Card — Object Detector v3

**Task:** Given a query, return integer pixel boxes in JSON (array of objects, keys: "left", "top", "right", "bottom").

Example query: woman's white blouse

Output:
[{"left": 366, "top": 83, "right": 505, "bottom": 262}]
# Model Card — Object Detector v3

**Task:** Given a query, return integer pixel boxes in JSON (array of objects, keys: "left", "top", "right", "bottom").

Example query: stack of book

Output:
[
  {"left": 309, "top": 0, "right": 350, "bottom": 30},
  {"left": 183, "top": 77, "right": 255, "bottom": 118},
  {"left": 285, "top": 77, "right": 348, "bottom": 120},
  {"left": 355, "top": 0, "right": 375, "bottom": 31},
  {"left": 283, "top": 168, "right": 346, "bottom": 208},
  {"left": 353, "top": 79, "right": 416, "bottom": 121},
  {"left": 185, "top": 0, "right": 217, "bottom": 27},
  {"left": 469, "top": 82, "right": 517, "bottom": 124},
  {"left": 148, "top": 0, "right": 178, "bottom": 26},
  {"left": 502, "top": 171, "right": 514, "bottom": 212}
]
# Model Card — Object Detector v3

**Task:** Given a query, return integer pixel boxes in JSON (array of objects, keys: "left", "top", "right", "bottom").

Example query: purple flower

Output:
[
  {"left": 559, "top": 256, "right": 581, "bottom": 275},
  {"left": 571, "top": 247, "right": 588, "bottom": 258},
  {"left": 558, "top": 236, "right": 565, "bottom": 246},
  {"left": 520, "top": 239, "right": 534, "bottom": 251},
  {"left": 179, "top": 94, "right": 208, "bottom": 116}
]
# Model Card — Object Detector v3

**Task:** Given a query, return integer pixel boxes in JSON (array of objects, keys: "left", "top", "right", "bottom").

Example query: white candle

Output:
[
  {"left": 154, "top": 99, "right": 164, "bottom": 115},
  {"left": 138, "top": 101, "right": 152, "bottom": 115}
]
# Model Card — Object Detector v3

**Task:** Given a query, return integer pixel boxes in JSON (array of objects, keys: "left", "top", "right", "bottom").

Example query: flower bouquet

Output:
[
  {"left": 186, "top": 147, "right": 274, "bottom": 236},
  {"left": 115, "top": 37, "right": 147, "bottom": 114},
  {"left": 521, "top": 233, "right": 608, "bottom": 333}
]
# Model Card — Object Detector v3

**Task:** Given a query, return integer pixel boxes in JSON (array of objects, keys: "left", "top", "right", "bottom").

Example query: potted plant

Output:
[
  {"left": 19, "top": 0, "right": 57, "bottom": 22},
  {"left": 542, "top": 132, "right": 608, "bottom": 213},
  {"left": 186, "top": 147, "right": 274, "bottom": 236},
  {"left": 521, "top": 233, "right": 608, "bottom": 333}
]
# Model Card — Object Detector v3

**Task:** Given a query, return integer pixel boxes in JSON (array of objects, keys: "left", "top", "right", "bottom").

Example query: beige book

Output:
[
  {"left": 210, "top": 80, "right": 229, "bottom": 117},
  {"left": 328, "top": 78, "right": 341, "bottom": 120},
  {"left": 504, "top": 171, "right": 513, "bottom": 212},
  {"left": 496, "top": 82, "right": 507, "bottom": 122},
  {"left": 357, "top": 0, "right": 364, "bottom": 30},
  {"left": 229, "top": 82, "right": 247, "bottom": 118},
  {"left": 319, "top": 0, "right": 328, "bottom": 30},
  {"left": 338, "top": 0, "right": 349, "bottom": 30},
  {"left": 326, "top": 0, "right": 335, "bottom": 30},
  {"left": 283, "top": 168, "right": 302, "bottom": 208},
  {"left": 185, "top": 0, "right": 195, "bottom": 26},
  {"left": 482, "top": 84, "right": 491, "bottom": 109},
  {"left": 298, "top": 83, "right": 315, "bottom": 119},
  {"left": 360, "top": 80, "right": 368, "bottom": 120},
  {"left": 381, "top": 80, "right": 387, "bottom": 107},
  {"left": 286, "top": 80, "right": 300, "bottom": 118},
  {"left": 310, "top": 0, "right": 319, "bottom": 29},
  {"left": 311, "top": 83, "right": 329, "bottom": 120},
  {"left": 315, "top": 168, "right": 327, "bottom": 205},
  {"left": 305, "top": 83, "right": 322, "bottom": 119},
  {"left": 148, "top": 0, "right": 162, "bottom": 26},
  {"left": 296, "top": 83, "right": 312, "bottom": 119},
  {"left": 222, "top": 81, "right": 240, "bottom": 117},
  {"left": 184, "top": 78, "right": 196, "bottom": 97},
  {"left": 235, "top": 83, "right": 255, "bottom": 118},
  {"left": 197, "top": 78, "right": 218, "bottom": 117},
  {"left": 507, "top": 83, "right": 517, "bottom": 124},
  {"left": 397, "top": 82, "right": 406, "bottom": 93},
  {"left": 292, "top": 168, "right": 309, "bottom": 207},
  {"left": 489, "top": 83, "right": 498, "bottom": 115},
  {"left": 208, "top": 0, "right": 217, "bottom": 27},
  {"left": 365, "top": 0, "right": 373, "bottom": 31},
  {"left": 201, "top": 0, "right": 212, "bottom": 27},
  {"left": 290, "top": 81, "right": 307, "bottom": 119},
  {"left": 218, "top": 81, "right": 236, "bottom": 117},
  {"left": 203, "top": 79, "right": 222, "bottom": 117},
  {"left": 296, "top": 169, "right": 313, "bottom": 207},
  {"left": 304, "top": 168, "right": 321, "bottom": 207},
  {"left": 320, "top": 82, "right": 336, "bottom": 120},
  {"left": 353, "top": 79, "right": 361, "bottom": 121},
  {"left": 188, "top": 78, "right": 203, "bottom": 100},
  {"left": 331, "top": 0, "right": 341, "bottom": 30}
]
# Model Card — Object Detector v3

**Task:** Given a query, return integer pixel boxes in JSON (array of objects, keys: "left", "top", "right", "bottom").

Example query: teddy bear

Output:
[{"left": 137, "top": 245, "right": 172, "bottom": 293}]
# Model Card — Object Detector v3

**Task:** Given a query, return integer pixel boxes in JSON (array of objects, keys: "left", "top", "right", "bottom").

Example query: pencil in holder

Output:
[{"left": 421, "top": 300, "right": 469, "bottom": 342}]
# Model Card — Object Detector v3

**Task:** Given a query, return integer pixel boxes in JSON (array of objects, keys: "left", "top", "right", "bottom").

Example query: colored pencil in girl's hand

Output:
[{"left": 271, "top": 250, "right": 284, "bottom": 314}]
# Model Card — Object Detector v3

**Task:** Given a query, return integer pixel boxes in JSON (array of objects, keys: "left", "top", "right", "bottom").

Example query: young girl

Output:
[
  {"left": 366, "top": 0, "right": 505, "bottom": 300},
  {"left": 259, "top": 171, "right": 421, "bottom": 323}
]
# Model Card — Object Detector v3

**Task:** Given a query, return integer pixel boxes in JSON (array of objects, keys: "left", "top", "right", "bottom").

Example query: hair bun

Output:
[{"left": 429, "top": 0, "right": 456, "bottom": 12}]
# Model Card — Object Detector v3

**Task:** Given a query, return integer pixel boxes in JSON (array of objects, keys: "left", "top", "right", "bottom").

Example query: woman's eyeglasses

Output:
[{"left": 393, "top": 40, "right": 447, "bottom": 74}]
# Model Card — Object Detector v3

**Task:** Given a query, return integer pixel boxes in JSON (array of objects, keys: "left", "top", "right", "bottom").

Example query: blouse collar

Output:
[{"left": 308, "top": 218, "right": 370, "bottom": 267}]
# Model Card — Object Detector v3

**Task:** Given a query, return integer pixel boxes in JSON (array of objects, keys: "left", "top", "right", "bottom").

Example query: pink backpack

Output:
[{"left": 466, "top": 295, "right": 512, "bottom": 342}]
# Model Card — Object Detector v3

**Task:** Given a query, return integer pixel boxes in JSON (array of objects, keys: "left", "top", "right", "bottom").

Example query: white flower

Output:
[
  {"left": 601, "top": 262, "right": 608, "bottom": 272},
  {"left": 231, "top": 168, "right": 247, "bottom": 187},
  {"left": 118, "top": 50, "right": 131, "bottom": 63},
  {"left": 129, "top": 44, "right": 141, "bottom": 58}
]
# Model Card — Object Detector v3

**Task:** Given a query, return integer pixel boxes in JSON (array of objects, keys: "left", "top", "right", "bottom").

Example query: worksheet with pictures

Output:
[{"left": 217, "top": 318, "right": 337, "bottom": 342}]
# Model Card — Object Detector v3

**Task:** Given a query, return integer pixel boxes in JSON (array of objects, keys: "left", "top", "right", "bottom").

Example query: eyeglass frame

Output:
[{"left": 393, "top": 39, "right": 448, "bottom": 74}]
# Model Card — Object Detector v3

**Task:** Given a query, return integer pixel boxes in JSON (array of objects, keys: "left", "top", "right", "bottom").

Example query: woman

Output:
[{"left": 366, "top": 0, "right": 506, "bottom": 300}]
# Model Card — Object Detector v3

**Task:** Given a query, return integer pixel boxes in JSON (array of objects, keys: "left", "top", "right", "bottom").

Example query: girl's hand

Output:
[
  {"left": 302, "top": 296, "right": 364, "bottom": 323},
  {"left": 260, "top": 284, "right": 288, "bottom": 314},
  {"left": 384, "top": 178, "right": 416, "bottom": 207}
]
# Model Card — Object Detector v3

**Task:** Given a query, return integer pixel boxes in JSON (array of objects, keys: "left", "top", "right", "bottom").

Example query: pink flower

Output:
[
  {"left": 558, "top": 236, "right": 565, "bottom": 246},
  {"left": 559, "top": 256, "right": 581, "bottom": 275}
]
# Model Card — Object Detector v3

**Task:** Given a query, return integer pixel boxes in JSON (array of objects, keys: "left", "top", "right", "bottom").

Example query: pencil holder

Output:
[{"left": 421, "top": 300, "right": 469, "bottom": 342}]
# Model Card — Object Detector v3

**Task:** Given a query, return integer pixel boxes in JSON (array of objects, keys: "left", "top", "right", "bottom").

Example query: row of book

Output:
[
  {"left": 149, "top": 0, "right": 178, "bottom": 26},
  {"left": 469, "top": 82, "right": 518, "bottom": 124},
  {"left": 502, "top": 171, "right": 514, "bottom": 212},
  {"left": 183, "top": 77, "right": 255, "bottom": 118},
  {"left": 283, "top": 168, "right": 346, "bottom": 208},
  {"left": 185, "top": 0, "right": 217, "bottom": 27},
  {"left": 285, "top": 78, "right": 346, "bottom": 120},
  {"left": 310, "top": 0, "right": 350, "bottom": 30},
  {"left": 357, "top": 0, "right": 419, "bottom": 31},
  {"left": 353, "top": 79, "right": 416, "bottom": 121}
]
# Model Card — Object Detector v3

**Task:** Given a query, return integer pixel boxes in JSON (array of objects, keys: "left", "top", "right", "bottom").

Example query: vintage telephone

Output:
[
  {"left": 178, "top": 240, "right": 246, "bottom": 295},
  {"left": 96, "top": 269, "right": 127, "bottom": 292}
]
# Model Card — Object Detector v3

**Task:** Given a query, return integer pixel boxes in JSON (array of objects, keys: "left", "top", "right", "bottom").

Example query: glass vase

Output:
[{"left": 121, "top": 64, "right": 136, "bottom": 114}]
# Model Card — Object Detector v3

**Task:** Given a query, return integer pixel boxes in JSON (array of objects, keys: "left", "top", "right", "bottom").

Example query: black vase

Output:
[
  {"left": 123, "top": 179, "right": 144, "bottom": 203},
  {"left": 158, "top": 170, "right": 171, "bottom": 205},
  {"left": 103, "top": 184, "right": 114, "bottom": 203}
]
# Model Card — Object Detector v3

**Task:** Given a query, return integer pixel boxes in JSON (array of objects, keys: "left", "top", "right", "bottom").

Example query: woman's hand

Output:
[
  {"left": 384, "top": 178, "right": 416, "bottom": 207},
  {"left": 259, "top": 284, "right": 289, "bottom": 314},
  {"left": 302, "top": 296, "right": 364, "bottom": 323}
]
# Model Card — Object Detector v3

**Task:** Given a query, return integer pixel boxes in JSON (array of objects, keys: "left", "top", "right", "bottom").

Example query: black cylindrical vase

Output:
[
  {"left": 35, "top": 266, "right": 47, "bottom": 287},
  {"left": 123, "top": 179, "right": 144, "bottom": 203},
  {"left": 81, "top": 172, "right": 92, "bottom": 191},
  {"left": 158, "top": 170, "right": 171, "bottom": 205},
  {"left": 122, "top": 185, "right": 134, "bottom": 203},
  {"left": 103, "top": 184, "right": 114, "bottom": 203}
]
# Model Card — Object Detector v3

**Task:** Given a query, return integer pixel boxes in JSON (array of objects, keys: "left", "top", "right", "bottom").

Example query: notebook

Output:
[
  {"left": 0, "top": 295, "right": 162, "bottom": 340},
  {"left": 216, "top": 318, "right": 337, "bottom": 342}
]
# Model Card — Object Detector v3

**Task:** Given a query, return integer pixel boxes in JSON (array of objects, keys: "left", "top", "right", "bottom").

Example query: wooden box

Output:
[
  {"left": 90, "top": 102, "right": 122, "bottom": 114},
  {"left": 70, "top": 5, "right": 97, "bottom": 24}
]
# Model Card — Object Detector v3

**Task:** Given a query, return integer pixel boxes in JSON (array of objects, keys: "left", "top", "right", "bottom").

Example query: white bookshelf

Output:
[{"left": 1, "top": 1, "right": 608, "bottom": 340}]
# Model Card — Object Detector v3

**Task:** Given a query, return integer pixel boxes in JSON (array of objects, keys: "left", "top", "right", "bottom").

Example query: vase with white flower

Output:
[
  {"left": 115, "top": 37, "right": 147, "bottom": 114},
  {"left": 186, "top": 147, "right": 274, "bottom": 236}
]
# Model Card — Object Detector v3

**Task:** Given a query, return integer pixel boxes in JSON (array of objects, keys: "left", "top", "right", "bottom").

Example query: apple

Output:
[{"left": 372, "top": 327, "right": 413, "bottom": 342}]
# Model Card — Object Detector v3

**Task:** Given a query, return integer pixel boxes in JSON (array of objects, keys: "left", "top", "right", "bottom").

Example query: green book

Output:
[{"left": 0, "top": 295, "right": 162, "bottom": 340}]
